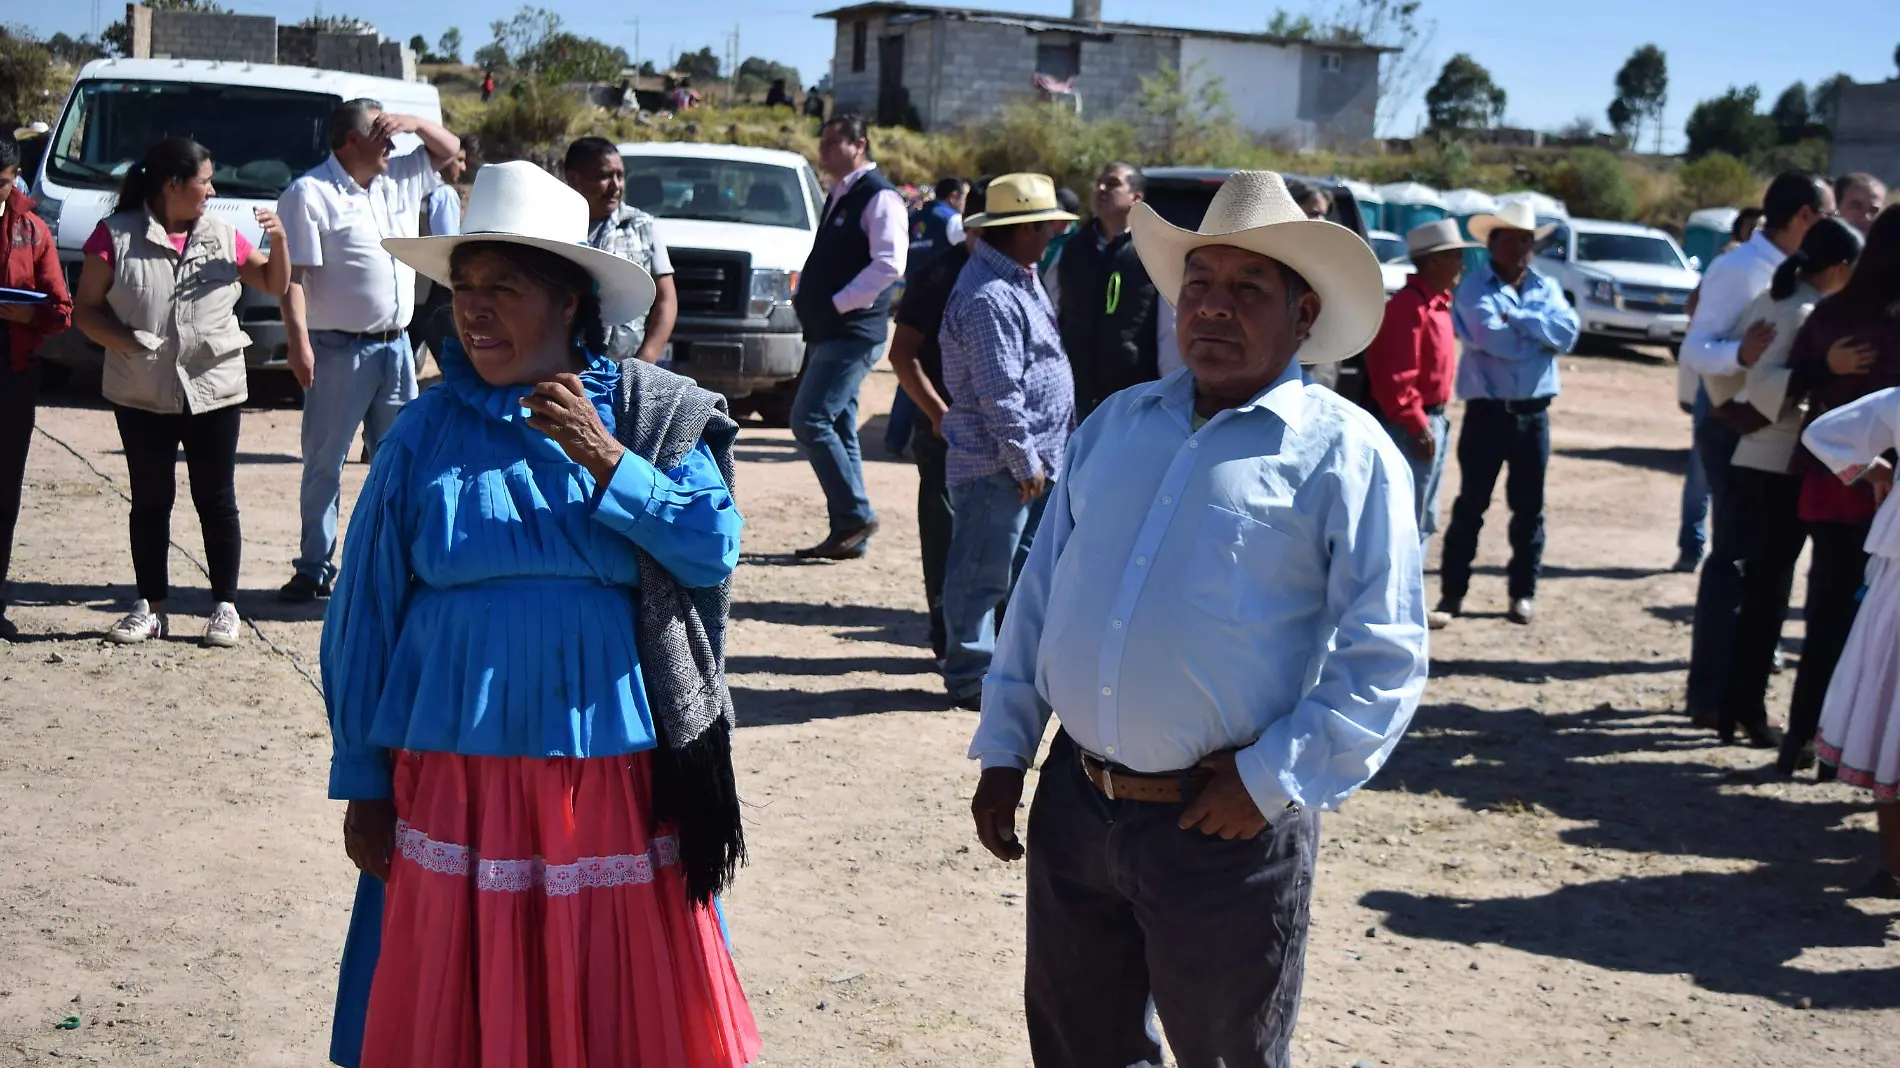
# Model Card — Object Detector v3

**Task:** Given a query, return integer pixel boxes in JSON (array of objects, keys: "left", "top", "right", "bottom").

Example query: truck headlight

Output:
[
  {"left": 748, "top": 268, "right": 797, "bottom": 319},
  {"left": 1589, "top": 279, "right": 1617, "bottom": 303},
  {"left": 33, "top": 193, "right": 62, "bottom": 239}
]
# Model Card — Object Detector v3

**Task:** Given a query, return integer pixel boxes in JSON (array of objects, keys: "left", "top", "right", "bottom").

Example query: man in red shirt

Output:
[{"left": 1364, "top": 219, "right": 1473, "bottom": 621}]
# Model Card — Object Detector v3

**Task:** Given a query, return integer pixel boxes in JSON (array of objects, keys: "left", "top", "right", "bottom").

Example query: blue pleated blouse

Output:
[{"left": 320, "top": 342, "right": 743, "bottom": 801}]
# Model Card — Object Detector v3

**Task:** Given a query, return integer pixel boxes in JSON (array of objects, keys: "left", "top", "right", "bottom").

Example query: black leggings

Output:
[
  {"left": 0, "top": 361, "right": 38, "bottom": 605},
  {"left": 113, "top": 404, "right": 243, "bottom": 604}
]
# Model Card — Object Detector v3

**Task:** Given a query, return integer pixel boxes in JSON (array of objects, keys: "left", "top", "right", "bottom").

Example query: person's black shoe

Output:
[
  {"left": 279, "top": 573, "right": 333, "bottom": 603},
  {"left": 1743, "top": 722, "right": 1785, "bottom": 750},
  {"left": 950, "top": 692, "right": 982, "bottom": 712},
  {"left": 0, "top": 613, "right": 17, "bottom": 642},
  {"left": 1816, "top": 761, "right": 1838, "bottom": 784},
  {"left": 1671, "top": 550, "right": 1702, "bottom": 573},
  {"left": 1853, "top": 870, "right": 1900, "bottom": 899},
  {"left": 795, "top": 519, "right": 881, "bottom": 561},
  {"left": 1689, "top": 702, "right": 1719, "bottom": 730}
]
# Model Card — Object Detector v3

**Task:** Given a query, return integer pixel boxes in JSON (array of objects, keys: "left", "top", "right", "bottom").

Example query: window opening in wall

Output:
[
  {"left": 1320, "top": 52, "right": 1342, "bottom": 73},
  {"left": 852, "top": 21, "right": 868, "bottom": 72},
  {"left": 1035, "top": 39, "right": 1080, "bottom": 81}
]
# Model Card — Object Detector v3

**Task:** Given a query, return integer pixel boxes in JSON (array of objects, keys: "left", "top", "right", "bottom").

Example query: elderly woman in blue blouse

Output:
[{"left": 321, "top": 161, "right": 759, "bottom": 1068}]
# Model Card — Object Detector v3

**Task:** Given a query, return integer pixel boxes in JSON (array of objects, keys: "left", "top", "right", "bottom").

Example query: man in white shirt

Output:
[
  {"left": 275, "top": 98, "right": 459, "bottom": 602},
  {"left": 409, "top": 142, "right": 466, "bottom": 368},
  {"left": 789, "top": 114, "right": 907, "bottom": 560},
  {"left": 1677, "top": 172, "right": 1832, "bottom": 724}
]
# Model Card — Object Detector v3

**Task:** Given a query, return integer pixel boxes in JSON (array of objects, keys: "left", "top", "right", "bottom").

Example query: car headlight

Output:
[
  {"left": 749, "top": 268, "right": 797, "bottom": 318},
  {"left": 1589, "top": 279, "right": 1617, "bottom": 303}
]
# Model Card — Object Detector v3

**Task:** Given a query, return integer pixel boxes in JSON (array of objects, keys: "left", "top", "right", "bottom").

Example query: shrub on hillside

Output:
[
  {"left": 1548, "top": 148, "right": 1636, "bottom": 220},
  {"left": 470, "top": 78, "right": 586, "bottom": 164},
  {"left": 970, "top": 101, "right": 1137, "bottom": 197},
  {"left": 1678, "top": 152, "right": 1757, "bottom": 210}
]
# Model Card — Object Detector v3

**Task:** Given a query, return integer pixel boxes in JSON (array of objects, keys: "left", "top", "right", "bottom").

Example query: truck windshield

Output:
[
  {"left": 46, "top": 80, "right": 336, "bottom": 198},
  {"left": 621, "top": 156, "right": 811, "bottom": 230},
  {"left": 1576, "top": 233, "right": 1684, "bottom": 268}
]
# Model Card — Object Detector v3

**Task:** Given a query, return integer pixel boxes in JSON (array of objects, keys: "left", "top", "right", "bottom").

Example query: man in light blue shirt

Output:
[
  {"left": 967, "top": 171, "right": 1426, "bottom": 1068},
  {"left": 1436, "top": 202, "right": 1580, "bottom": 628}
]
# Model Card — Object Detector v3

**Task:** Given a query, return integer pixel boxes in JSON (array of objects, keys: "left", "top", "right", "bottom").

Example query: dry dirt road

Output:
[{"left": 2, "top": 350, "right": 1896, "bottom": 1067}]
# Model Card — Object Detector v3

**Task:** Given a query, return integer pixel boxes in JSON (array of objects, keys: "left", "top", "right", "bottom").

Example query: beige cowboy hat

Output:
[
  {"left": 964, "top": 172, "right": 1079, "bottom": 228},
  {"left": 383, "top": 160, "right": 656, "bottom": 325},
  {"left": 1466, "top": 200, "right": 1559, "bottom": 243},
  {"left": 1129, "top": 170, "right": 1385, "bottom": 365},
  {"left": 1406, "top": 218, "right": 1481, "bottom": 259}
]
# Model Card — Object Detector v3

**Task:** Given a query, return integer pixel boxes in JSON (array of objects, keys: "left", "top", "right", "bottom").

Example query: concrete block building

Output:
[
  {"left": 124, "top": 3, "right": 417, "bottom": 80},
  {"left": 816, "top": 0, "right": 1388, "bottom": 149},
  {"left": 1831, "top": 80, "right": 1900, "bottom": 189}
]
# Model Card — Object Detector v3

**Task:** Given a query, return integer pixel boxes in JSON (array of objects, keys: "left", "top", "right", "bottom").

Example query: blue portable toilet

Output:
[
  {"left": 1442, "top": 189, "right": 1502, "bottom": 278},
  {"left": 1376, "top": 182, "right": 1449, "bottom": 235},
  {"left": 1684, "top": 207, "right": 1740, "bottom": 270},
  {"left": 1339, "top": 179, "right": 1383, "bottom": 232}
]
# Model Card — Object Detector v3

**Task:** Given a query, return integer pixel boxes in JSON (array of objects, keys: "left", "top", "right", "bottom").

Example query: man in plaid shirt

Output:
[
  {"left": 563, "top": 137, "right": 678, "bottom": 362},
  {"left": 937, "top": 172, "right": 1078, "bottom": 709}
]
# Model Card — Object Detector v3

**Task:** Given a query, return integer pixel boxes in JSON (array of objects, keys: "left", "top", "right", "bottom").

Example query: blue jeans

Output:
[
  {"left": 885, "top": 387, "right": 920, "bottom": 457},
  {"left": 297, "top": 332, "right": 418, "bottom": 584},
  {"left": 791, "top": 337, "right": 883, "bottom": 532},
  {"left": 1685, "top": 409, "right": 1743, "bottom": 709},
  {"left": 943, "top": 470, "right": 1047, "bottom": 699},
  {"left": 1678, "top": 386, "right": 1711, "bottom": 559},
  {"left": 1381, "top": 412, "right": 1451, "bottom": 540}
]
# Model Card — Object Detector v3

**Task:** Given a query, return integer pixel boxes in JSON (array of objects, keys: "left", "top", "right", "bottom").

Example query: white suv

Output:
[{"left": 1535, "top": 219, "right": 1700, "bottom": 348}]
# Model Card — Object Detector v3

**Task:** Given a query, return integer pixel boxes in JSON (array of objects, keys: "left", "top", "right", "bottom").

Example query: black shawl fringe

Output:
[{"left": 650, "top": 720, "right": 745, "bottom": 904}]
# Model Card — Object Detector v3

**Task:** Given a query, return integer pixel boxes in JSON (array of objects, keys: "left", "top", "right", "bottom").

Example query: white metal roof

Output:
[
  {"left": 73, "top": 58, "right": 434, "bottom": 103},
  {"left": 616, "top": 141, "right": 812, "bottom": 170}
]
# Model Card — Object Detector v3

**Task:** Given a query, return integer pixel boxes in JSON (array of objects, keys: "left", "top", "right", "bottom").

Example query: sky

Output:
[{"left": 22, "top": 0, "right": 1900, "bottom": 152}]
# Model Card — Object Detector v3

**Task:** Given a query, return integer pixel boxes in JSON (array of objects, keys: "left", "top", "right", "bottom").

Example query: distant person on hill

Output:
[
  {"left": 765, "top": 78, "right": 794, "bottom": 109},
  {"left": 480, "top": 70, "right": 495, "bottom": 103},
  {"left": 803, "top": 86, "right": 825, "bottom": 119},
  {"left": 1836, "top": 172, "right": 1889, "bottom": 237}
]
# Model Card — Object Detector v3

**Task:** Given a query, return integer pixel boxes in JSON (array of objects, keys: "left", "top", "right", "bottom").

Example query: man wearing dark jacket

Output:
[
  {"left": 1047, "top": 162, "right": 1159, "bottom": 421},
  {"left": 792, "top": 114, "right": 908, "bottom": 559}
]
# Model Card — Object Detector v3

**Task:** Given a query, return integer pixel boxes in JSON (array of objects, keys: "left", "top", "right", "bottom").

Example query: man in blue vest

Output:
[
  {"left": 909, "top": 176, "right": 969, "bottom": 276},
  {"left": 792, "top": 114, "right": 909, "bottom": 560}
]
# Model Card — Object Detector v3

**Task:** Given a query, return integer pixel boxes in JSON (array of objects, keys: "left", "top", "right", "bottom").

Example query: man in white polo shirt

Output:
[{"left": 276, "top": 98, "right": 459, "bottom": 602}]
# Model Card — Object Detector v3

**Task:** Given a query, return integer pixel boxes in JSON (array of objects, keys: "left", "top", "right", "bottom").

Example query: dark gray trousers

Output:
[{"left": 1026, "top": 731, "right": 1319, "bottom": 1068}]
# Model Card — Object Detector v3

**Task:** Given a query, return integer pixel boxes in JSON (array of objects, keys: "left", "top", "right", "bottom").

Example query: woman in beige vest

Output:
[{"left": 71, "top": 137, "right": 288, "bottom": 648}]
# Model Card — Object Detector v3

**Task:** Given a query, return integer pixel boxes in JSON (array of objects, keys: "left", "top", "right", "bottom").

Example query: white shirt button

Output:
[
  {"left": 1113, "top": 619, "right": 1123, "bottom": 628},
  {"left": 1136, "top": 556, "right": 1147, "bottom": 567},
  {"left": 1161, "top": 496, "right": 1173, "bottom": 506},
  {"left": 1101, "top": 685, "right": 1112, "bottom": 696},
  {"left": 1188, "top": 440, "right": 1199, "bottom": 449},
  {"left": 1105, "top": 746, "right": 1116, "bottom": 755}
]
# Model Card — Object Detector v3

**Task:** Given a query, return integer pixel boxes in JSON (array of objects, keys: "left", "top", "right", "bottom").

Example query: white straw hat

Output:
[
  {"left": 1466, "top": 200, "right": 1559, "bottom": 244},
  {"left": 1406, "top": 218, "right": 1481, "bottom": 259},
  {"left": 1128, "top": 170, "right": 1386, "bottom": 365},
  {"left": 964, "top": 172, "right": 1079, "bottom": 228},
  {"left": 382, "top": 161, "right": 656, "bottom": 325}
]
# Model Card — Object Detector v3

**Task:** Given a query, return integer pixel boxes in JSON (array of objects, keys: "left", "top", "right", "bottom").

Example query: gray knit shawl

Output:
[{"left": 612, "top": 358, "right": 739, "bottom": 747}]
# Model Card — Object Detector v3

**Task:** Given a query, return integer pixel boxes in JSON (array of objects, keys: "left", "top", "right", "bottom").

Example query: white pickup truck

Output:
[
  {"left": 617, "top": 142, "right": 823, "bottom": 424},
  {"left": 1534, "top": 218, "right": 1701, "bottom": 348}
]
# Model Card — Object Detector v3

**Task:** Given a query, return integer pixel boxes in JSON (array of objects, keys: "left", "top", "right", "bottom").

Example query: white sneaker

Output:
[
  {"left": 107, "top": 600, "right": 166, "bottom": 644},
  {"left": 203, "top": 602, "right": 242, "bottom": 649}
]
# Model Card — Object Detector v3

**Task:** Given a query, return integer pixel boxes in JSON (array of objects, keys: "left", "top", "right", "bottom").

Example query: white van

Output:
[{"left": 30, "top": 58, "right": 441, "bottom": 383}]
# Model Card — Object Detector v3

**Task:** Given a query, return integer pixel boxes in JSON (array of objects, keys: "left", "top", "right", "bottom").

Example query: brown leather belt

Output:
[{"left": 1078, "top": 749, "right": 1214, "bottom": 804}]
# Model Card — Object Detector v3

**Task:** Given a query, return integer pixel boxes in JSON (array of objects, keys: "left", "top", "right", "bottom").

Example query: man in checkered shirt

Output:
[
  {"left": 936, "top": 172, "right": 1078, "bottom": 710},
  {"left": 563, "top": 137, "right": 678, "bottom": 362}
]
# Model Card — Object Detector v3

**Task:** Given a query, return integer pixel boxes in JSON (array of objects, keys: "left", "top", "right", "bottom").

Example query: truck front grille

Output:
[
  {"left": 669, "top": 249, "right": 750, "bottom": 318},
  {"left": 1621, "top": 286, "right": 1693, "bottom": 314}
]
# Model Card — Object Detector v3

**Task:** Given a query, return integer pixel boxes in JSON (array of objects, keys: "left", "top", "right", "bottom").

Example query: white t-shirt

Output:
[{"left": 277, "top": 148, "right": 437, "bottom": 332}]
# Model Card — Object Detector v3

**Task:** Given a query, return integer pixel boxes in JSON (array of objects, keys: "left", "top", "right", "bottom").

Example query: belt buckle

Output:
[{"left": 1104, "top": 768, "right": 1116, "bottom": 801}]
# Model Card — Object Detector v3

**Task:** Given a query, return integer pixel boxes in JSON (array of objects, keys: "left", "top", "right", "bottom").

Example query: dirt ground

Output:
[{"left": 2, "top": 347, "right": 1896, "bottom": 1067}]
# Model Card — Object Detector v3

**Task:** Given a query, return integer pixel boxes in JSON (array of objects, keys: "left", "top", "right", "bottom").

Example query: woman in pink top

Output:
[{"left": 71, "top": 137, "right": 288, "bottom": 649}]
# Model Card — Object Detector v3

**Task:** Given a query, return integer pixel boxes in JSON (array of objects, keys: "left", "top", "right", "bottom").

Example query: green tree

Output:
[
  {"left": 1678, "top": 152, "right": 1757, "bottom": 209},
  {"left": 438, "top": 27, "right": 463, "bottom": 65},
  {"left": 1809, "top": 72, "right": 1852, "bottom": 133},
  {"left": 102, "top": 0, "right": 229, "bottom": 56},
  {"left": 1549, "top": 148, "right": 1635, "bottom": 219},
  {"left": 1137, "top": 60, "right": 1241, "bottom": 165},
  {"left": 675, "top": 46, "right": 721, "bottom": 82},
  {"left": 1607, "top": 97, "right": 1635, "bottom": 143},
  {"left": 1684, "top": 85, "right": 1774, "bottom": 161},
  {"left": 1769, "top": 81, "right": 1810, "bottom": 144},
  {"left": 1611, "top": 44, "right": 1667, "bottom": 153},
  {"left": 519, "top": 32, "right": 627, "bottom": 84},
  {"left": 474, "top": 41, "right": 508, "bottom": 70},
  {"left": 408, "top": 35, "right": 430, "bottom": 60},
  {"left": 736, "top": 57, "right": 800, "bottom": 98},
  {"left": 1424, "top": 53, "right": 1505, "bottom": 133},
  {"left": 43, "top": 32, "right": 105, "bottom": 65},
  {"left": 1265, "top": 10, "right": 1317, "bottom": 38},
  {"left": 0, "top": 28, "right": 60, "bottom": 124},
  {"left": 298, "top": 15, "right": 375, "bottom": 34}
]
